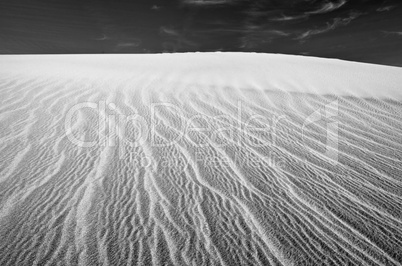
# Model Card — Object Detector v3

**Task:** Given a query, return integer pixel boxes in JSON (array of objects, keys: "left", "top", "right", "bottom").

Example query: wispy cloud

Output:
[
  {"left": 297, "top": 11, "right": 361, "bottom": 40},
  {"left": 151, "top": 5, "right": 161, "bottom": 10},
  {"left": 240, "top": 28, "right": 291, "bottom": 49},
  {"left": 113, "top": 38, "right": 142, "bottom": 51},
  {"left": 116, "top": 42, "right": 141, "bottom": 47},
  {"left": 269, "top": 1, "right": 347, "bottom": 22},
  {"left": 266, "top": 30, "right": 290, "bottom": 37},
  {"left": 159, "top": 26, "right": 199, "bottom": 52},
  {"left": 382, "top": 31, "right": 402, "bottom": 36},
  {"left": 95, "top": 34, "right": 109, "bottom": 41},
  {"left": 307, "top": 0, "right": 347, "bottom": 15},
  {"left": 270, "top": 14, "right": 308, "bottom": 22},
  {"left": 160, "top": 26, "right": 180, "bottom": 36},
  {"left": 376, "top": 6, "right": 396, "bottom": 12}
]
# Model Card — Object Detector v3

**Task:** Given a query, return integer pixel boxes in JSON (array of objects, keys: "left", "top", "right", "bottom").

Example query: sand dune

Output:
[{"left": 0, "top": 53, "right": 402, "bottom": 265}]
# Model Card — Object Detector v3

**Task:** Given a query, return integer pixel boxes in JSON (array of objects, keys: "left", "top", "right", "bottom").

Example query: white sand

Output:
[{"left": 0, "top": 53, "right": 401, "bottom": 265}]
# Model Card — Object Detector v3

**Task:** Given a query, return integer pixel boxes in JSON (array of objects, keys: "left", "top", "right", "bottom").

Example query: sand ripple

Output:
[{"left": 0, "top": 54, "right": 402, "bottom": 265}]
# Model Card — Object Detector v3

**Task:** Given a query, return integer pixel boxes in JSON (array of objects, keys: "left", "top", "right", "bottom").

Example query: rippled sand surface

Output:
[{"left": 0, "top": 53, "right": 402, "bottom": 265}]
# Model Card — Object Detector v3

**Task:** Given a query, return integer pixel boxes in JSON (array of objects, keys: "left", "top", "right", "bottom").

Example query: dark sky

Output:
[{"left": 1, "top": 0, "right": 401, "bottom": 66}]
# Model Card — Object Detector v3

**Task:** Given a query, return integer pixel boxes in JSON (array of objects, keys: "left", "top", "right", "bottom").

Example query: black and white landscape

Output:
[{"left": 1, "top": 0, "right": 402, "bottom": 265}]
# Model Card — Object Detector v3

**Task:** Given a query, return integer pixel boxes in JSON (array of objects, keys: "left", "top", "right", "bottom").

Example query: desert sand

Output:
[{"left": 0, "top": 53, "right": 401, "bottom": 265}]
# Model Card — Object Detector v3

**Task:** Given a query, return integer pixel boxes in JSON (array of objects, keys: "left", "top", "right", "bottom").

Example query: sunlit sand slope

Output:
[{"left": 0, "top": 53, "right": 402, "bottom": 266}]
